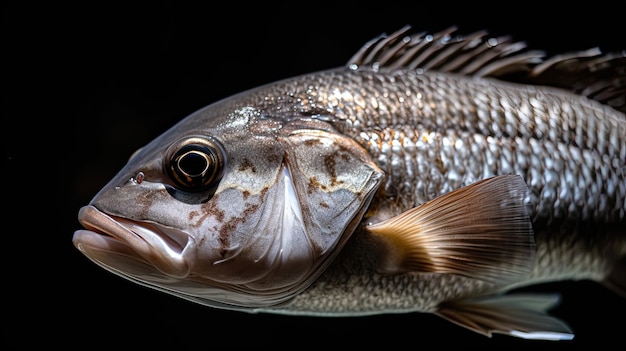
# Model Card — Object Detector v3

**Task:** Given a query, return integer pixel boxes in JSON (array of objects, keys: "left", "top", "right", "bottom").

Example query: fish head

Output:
[{"left": 73, "top": 104, "right": 384, "bottom": 308}]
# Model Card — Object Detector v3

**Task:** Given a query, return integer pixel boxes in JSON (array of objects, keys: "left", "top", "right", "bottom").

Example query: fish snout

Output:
[{"left": 74, "top": 205, "right": 194, "bottom": 279}]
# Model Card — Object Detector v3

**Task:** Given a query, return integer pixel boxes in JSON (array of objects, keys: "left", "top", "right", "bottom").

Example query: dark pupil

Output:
[
  {"left": 167, "top": 138, "right": 224, "bottom": 192},
  {"left": 179, "top": 150, "right": 209, "bottom": 177}
]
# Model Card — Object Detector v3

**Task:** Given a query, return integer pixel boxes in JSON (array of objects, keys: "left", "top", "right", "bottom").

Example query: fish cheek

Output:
[
  {"left": 187, "top": 140, "right": 292, "bottom": 285},
  {"left": 189, "top": 184, "right": 307, "bottom": 286}
]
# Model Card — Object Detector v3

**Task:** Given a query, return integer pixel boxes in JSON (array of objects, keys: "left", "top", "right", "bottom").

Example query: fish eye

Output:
[{"left": 165, "top": 135, "right": 226, "bottom": 192}]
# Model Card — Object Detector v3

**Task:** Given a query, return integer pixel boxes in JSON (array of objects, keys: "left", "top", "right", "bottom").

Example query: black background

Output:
[{"left": 4, "top": 1, "right": 624, "bottom": 350}]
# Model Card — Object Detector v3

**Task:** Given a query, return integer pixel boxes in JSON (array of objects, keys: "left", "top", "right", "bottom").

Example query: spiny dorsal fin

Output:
[
  {"left": 347, "top": 25, "right": 544, "bottom": 77},
  {"left": 348, "top": 26, "right": 626, "bottom": 113},
  {"left": 366, "top": 174, "right": 535, "bottom": 285}
]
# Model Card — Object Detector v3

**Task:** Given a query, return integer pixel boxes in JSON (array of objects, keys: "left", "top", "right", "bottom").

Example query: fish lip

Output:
[{"left": 73, "top": 205, "right": 191, "bottom": 278}]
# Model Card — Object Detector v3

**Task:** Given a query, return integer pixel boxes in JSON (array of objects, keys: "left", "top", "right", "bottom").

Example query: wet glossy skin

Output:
[{"left": 73, "top": 28, "right": 625, "bottom": 339}]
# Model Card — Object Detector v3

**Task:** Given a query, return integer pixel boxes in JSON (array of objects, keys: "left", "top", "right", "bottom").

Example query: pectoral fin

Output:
[
  {"left": 366, "top": 174, "right": 535, "bottom": 284},
  {"left": 435, "top": 293, "right": 574, "bottom": 340}
]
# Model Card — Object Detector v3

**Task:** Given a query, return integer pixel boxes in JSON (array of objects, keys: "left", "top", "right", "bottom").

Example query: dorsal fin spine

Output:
[{"left": 347, "top": 26, "right": 626, "bottom": 113}]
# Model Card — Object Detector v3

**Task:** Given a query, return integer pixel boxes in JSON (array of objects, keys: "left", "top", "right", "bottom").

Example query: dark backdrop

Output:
[{"left": 4, "top": 1, "right": 623, "bottom": 350}]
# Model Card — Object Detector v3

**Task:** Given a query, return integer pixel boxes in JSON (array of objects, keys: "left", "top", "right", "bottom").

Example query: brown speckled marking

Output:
[
  {"left": 308, "top": 176, "right": 325, "bottom": 193},
  {"left": 304, "top": 139, "right": 322, "bottom": 147},
  {"left": 266, "top": 153, "right": 282, "bottom": 165},
  {"left": 135, "top": 191, "right": 159, "bottom": 219},
  {"left": 324, "top": 151, "right": 347, "bottom": 187},
  {"left": 218, "top": 201, "right": 261, "bottom": 257},
  {"left": 217, "top": 233, "right": 230, "bottom": 257},
  {"left": 324, "top": 154, "right": 337, "bottom": 181},
  {"left": 238, "top": 158, "right": 257, "bottom": 173},
  {"left": 189, "top": 211, "right": 199, "bottom": 221},
  {"left": 189, "top": 195, "right": 225, "bottom": 228},
  {"left": 434, "top": 156, "right": 445, "bottom": 174}
]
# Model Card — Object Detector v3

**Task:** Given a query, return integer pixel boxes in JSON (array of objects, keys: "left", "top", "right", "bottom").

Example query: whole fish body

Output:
[{"left": 73, "top": 26, "right": 626, "bottom": 340}]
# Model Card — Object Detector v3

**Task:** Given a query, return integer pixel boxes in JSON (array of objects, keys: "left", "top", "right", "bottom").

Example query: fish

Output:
[{"left": 72, "top": 26, "right": 626, "bottom": 341}]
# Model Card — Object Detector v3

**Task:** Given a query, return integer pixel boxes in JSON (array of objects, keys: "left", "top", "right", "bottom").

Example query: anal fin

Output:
[
  {"left": 435, "top": 293, "right": 574, "bottom": 341},
  {"left": 366, "top": 174, "right": 535, "bottom": 284},
  {"left": 602, "top": 256, "right": 626, "bottom": 299}
]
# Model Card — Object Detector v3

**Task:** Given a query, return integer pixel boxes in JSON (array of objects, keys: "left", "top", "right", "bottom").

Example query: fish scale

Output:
[
  {"left": 279, "top": 228, "right": 499, "bottom": 315},
  {"left": 73, "top": 27, "right": 626, "bottom": 340},
  {"left": 256, "top": 67, "right": 625, "bottom": 224}
]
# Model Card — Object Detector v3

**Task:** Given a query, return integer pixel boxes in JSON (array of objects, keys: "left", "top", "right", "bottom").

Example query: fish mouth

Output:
[{"left": 73, "top": 205, "right": 192, "bottom": 278}]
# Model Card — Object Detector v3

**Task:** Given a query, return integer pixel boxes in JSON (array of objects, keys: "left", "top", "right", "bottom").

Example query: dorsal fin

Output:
[
  {"left": 348, "top": 26, "right": 626, "bottom": 113},
  {"left": 527, "top": 49, "right": 626, "bottom": 113},
  {"left": 347, "top": 25, "right": 544, "bottom": 77}
]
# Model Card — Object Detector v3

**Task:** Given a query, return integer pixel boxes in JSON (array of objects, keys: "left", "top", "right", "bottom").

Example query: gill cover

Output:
[{"left": 186, "top": 119, "right": 385, "bottom": 305}]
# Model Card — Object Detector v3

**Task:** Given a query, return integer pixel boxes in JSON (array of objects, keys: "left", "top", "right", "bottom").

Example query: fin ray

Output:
[
  {"left": 603, "top": 256, "right": 626, "bottom": 299},
  {"left": 347, "top": 26, "right": 542, "bottom": 77},
  {"left": 348, "top": 26, "right": 626, "bottom": 112},
  {"left": 436, "top": 293, "right": 574, "bottom": 340},
  {"left": 367, "top": 174, "right": 535, "bottom": 284},
  {"left": 528, "top": 49, "right": 626, "bottom": 113}
]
